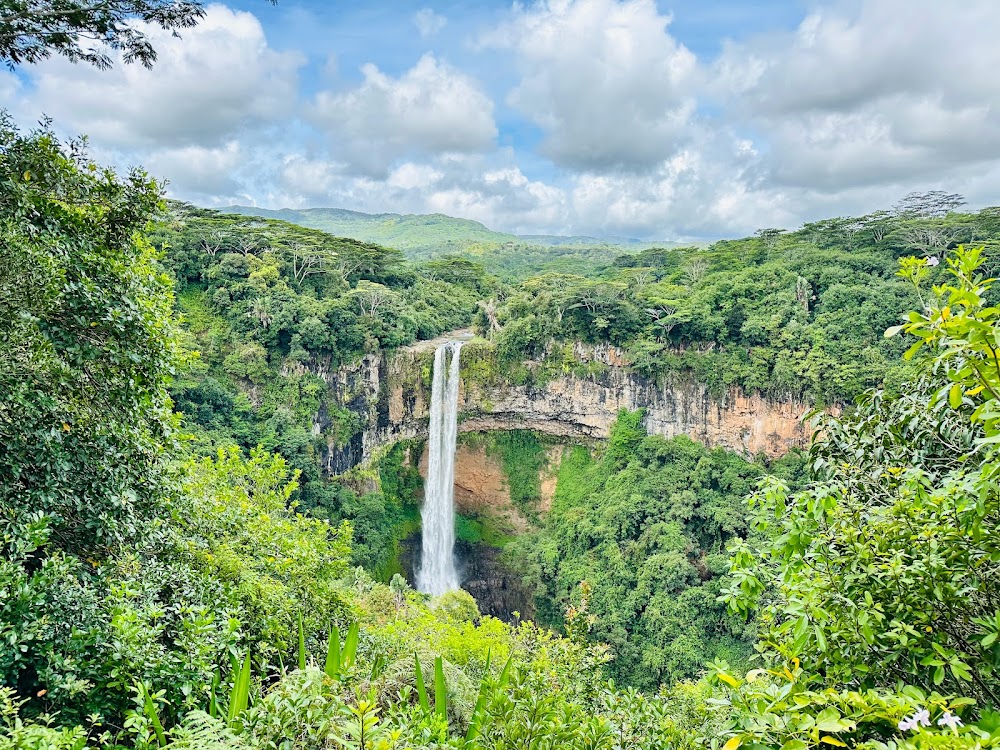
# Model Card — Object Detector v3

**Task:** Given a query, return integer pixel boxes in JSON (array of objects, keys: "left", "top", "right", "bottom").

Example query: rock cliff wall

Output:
[{"left": 309, "top": 331, "right": 816, "bottom": 475}]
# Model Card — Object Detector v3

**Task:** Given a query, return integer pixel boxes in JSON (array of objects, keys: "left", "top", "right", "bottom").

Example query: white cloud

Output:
[
  {"left": 279, "top": 155, "right": 346, "bottom": 201},
  {"left": 568, "top": 130, "right": 790, "bottom": 238},
  {"left": 414, "top": 8, "right": 448, "bottom": 37},
  {"left": 269, "top": 151, "right": 568, "bottom": 235},
  {"left": 426, "top": 165, "right": 568, "bottom": 232},
  {"left": 7, "top": 0, "right": 998, "bottom": 240},
  {"left": 15, "top": 4, "right": 303, "bottom": 149},
  {"left": 387, "top": 162, "right": 444, "bottom": 191},
  {"left": 310, "top": 54, "right": 497, "bottom": 175},
  {"left": 486, "top": 0, "right": 698, "bottom": 171},
  {"left": 718, "top": 0, "right": 1000, "bottom": 191},
  {"left": 148, "top": 141, "right": 245, "bottom": 196}
]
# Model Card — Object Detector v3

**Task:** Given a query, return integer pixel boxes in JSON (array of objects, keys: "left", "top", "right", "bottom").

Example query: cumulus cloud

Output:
[
  {"left": 568, "top": 131, "right": 790, "bottom": 238},
  {"left": 485, "top": 0, "right": 698, "bottom": 171},
  {"left": 718, "top": 0, "right": 1000, "bottom": 191},
  {"left": 270, "top": 152, "right": 568, "bottom": 235},
  {"left": 387, "top": 162, "right": 444, "bottom": 191},
  {"left": 15, "top": 4, "right": 303, "bottom": 149},
  {"left": 425, "top": 165, "right": 568, "bottom": 233},
  {"left": 147, "top": 141, "right": 245, "bottom": 197},
  {"left": 414, "top": 8, "right": 448, "bottom": 37},
  {"left": 310, "top": 54, "right": 498, "bottom": 176},
  {"left": 7, "top": 0, "right": 997, "bottom": 240}
]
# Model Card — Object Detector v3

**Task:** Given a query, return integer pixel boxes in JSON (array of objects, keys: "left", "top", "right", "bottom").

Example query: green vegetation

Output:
[
  {"left": 457, "top": 431, "right": 550, "bottom": 523},
  {"left": 484, "top": 432, "right": 548, "bottom": 523},
  {"left": 219, "top": 205, "right": 653, "bottom": 279},
  {"left": 509, "top": 413, "right": 807, "bottom": 688},
  {"left": 455, "top": 514, "right": 513, "bottom": 548},
  {"left": 484, "top": 207, "right": 1000, "bottom": 403},
  {"left": 219, "top": 206, "right": 515, "bottom": 255},
  {"left": 5, "top": 110, "right": 1000, "bottom": 750},
  {"left": 148, "top": 203, "right": 493, "bottom": 567}
]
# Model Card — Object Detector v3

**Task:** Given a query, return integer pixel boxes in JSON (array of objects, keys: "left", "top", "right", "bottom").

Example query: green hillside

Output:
[
  {"left": 218, "top": 205, "right": 673, "bottom": 278},
  {"left": 220, "top": 205, "right": 517, "bottom": 255}
]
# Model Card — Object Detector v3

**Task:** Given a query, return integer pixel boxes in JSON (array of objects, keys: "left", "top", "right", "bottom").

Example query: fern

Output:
[{"left": 166, "top": 711, "right": 246, "bottom": 750}]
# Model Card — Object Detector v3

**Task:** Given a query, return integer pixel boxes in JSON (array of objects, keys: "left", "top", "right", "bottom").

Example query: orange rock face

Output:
[{"left": 417, "top": 443, "right": 532, "bottom": 532}]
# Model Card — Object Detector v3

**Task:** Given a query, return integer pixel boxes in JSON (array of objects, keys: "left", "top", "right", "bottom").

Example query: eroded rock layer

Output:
[{"left": 309, "top": 332, "right": 816, "bottom": 475}]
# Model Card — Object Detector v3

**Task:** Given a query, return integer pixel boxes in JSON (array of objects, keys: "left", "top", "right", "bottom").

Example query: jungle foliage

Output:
[
  {"left": 218, "top": 204, "right": 653, "bottom": 278},
  {"left": 150, "top": 203, "right": 491, "bottom": 538},
  {"left": 4, "top": 118, "right": 1000, "bottom": 750},
  {"left": 482, "top": 204, "right": 1000, "bottom": 404},
  {"left": 509, "top": 414, "right": 807, "bottom": 689}
]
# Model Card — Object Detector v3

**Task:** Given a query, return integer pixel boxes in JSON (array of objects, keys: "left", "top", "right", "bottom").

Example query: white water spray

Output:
[{"left": 417, "top": 341, "right": 463, "bottom": 596}]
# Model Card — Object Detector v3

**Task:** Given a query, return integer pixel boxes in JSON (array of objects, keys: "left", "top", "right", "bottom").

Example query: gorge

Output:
[
  {"left": 6, "top": 5, "right": 997, "bottom": 744},
  {"left": 296, "top": 329, "right": 821, "bottom": 620}
]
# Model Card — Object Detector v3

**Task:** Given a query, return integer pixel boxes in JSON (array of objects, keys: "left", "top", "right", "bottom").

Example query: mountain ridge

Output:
[{"left": 219, "top": 204, "right": 657, "bottom": 254}]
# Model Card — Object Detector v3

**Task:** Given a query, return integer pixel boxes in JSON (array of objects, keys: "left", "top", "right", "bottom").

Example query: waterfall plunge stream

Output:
[{"left": 417, "top": 341, "right": 463, "bottom": 596}]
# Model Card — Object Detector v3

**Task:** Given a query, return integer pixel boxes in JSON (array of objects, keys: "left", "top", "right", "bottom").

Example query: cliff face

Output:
[
  {"left": 312, "top": 334, "right": 815, "bottom": 475},
  {"left": 418, "top": 443, "right": 531, "bottom": 532}
]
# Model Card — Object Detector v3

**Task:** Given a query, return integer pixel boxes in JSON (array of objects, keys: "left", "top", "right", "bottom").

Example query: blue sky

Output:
[{"left": 3, "top": 0, "right": 999, "bottom": 239}]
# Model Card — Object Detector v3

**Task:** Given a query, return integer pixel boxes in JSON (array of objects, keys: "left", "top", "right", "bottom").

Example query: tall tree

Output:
[
  {"left": 893, "top": 190, "right": 966, "bottom": 218},
  {"left": 0, "top": 117, "right": 177, "bottom": 554}
]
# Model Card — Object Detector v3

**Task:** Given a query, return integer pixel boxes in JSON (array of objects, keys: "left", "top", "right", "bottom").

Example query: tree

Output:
[
  {"left": 285, "top": 239, "right": 338, "bottom": 284},
  {"left": 336, "top": 241, "right": 404, "bottom": 284},
  {"left": 0, "top": 116, "right": 177, "bottom": 555},
  {"left": 478, "top": 297, "right": 501, "bottom": 336},
  {"left": 682, "top": 257, "right": 709, "bottom": 286},
  {"left": 0, "top": 118, "right": 193, "bottom": 721},
  {"left": 0, "top": 0, "right": 204, "bottom": 69},
  {"left": 234, "top": 231, "right": 266, "bottom": 257},
  {"left": 896, "top": 222, "right": 959, "bottom": 256},
  {"left": 645, "top": 305, "right": 677, "bottom": 339},
  {"left": 349, "top": 280, "right": 396, "bottom": 320},
  {"left": 893, "top": 190, "right": 966, "bottom": 219},
  {"left": 860, "top": 209, "right": 895, "bottom": 242},
  {"left": 754, "top": 228, "right": 787, "bottom": 249},
  {"left": 725, "top": 246, "right": 1000, "bottom": 705}
]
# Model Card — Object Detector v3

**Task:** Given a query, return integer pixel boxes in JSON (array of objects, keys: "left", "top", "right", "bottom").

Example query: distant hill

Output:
[
  {"left": 220, "top": 206, "right": 664, "bottom": 252},
  {"left": 218, "top": 205, "right": 689, "bottom": 279},
  {"left": 219, "top": 206, "right": 517, "bottom": 255}
]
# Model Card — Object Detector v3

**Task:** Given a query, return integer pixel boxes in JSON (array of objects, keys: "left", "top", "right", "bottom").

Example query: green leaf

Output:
[
  {"left": 434, "top": 656, "right": 447, "bottom": 722},
  {"left": 137, "top": 682, "right": 167, "bottom": 748},
  {"left": 343, "top": 622, "right": 359, "bottom": 671},
  {"left": 814, "top": 708, "right": 855, "bottom": 733},
  {"left": 297, "top": 611, "right": 306, "bottom": 671},
  {"left": 949, "top": 383, "right": 963, "bottom": 408},
  {"left": 325, "top": 625, "right": 341, "bottom": 680},
  {"left": 414, "top": 653, "right": 429, "bottom": 713},
  {"left": 903, "top": 339, "right": 926, "bottom": 360},
  {"left": 227, "top": 651, "right": 252, "bottom": 729}
]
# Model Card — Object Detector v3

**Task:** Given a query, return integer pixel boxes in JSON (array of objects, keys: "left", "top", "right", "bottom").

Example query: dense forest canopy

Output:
[
  {"left": 127, "top": 190, "right": 1000, "bottom": 703},
  {"left": 3, "top": 62, "right": 1000, "bottom": 750}
]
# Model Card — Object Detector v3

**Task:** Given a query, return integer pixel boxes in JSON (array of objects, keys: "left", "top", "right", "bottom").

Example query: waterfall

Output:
[{"left": 417, "top": 341, "right": 463, "bottom": 596}]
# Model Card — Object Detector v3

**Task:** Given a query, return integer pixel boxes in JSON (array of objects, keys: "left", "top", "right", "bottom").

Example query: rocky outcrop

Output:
[{"left": 309, "top": 331, "right": 817, "bottom": 475}]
